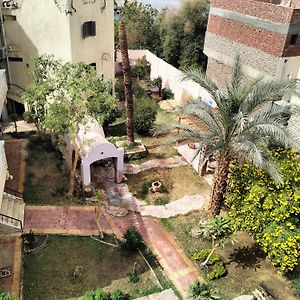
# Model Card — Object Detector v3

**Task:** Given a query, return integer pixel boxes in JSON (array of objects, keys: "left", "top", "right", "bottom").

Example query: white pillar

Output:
[{"left": 81, "top": 161, "right": 91, "bottom": 187}]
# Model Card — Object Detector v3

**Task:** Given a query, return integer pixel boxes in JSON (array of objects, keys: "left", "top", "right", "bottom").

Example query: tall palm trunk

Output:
[
  {"left": 119, "top": 21, "right": 135, "bottom": 144},
  {"left": 209, "top": 152, "right": 230, "bottom": 216},
  {"left": 66, "top": 141, "right": 79, "bottom": 197}
]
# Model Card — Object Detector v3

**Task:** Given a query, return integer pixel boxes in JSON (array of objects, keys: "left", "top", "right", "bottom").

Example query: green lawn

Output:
[
  {"left": 24, "top": 235, "right": 172, "bottom": 300},
  {"left": 126, "top": 166, "right": 210, "bottom": 205}
]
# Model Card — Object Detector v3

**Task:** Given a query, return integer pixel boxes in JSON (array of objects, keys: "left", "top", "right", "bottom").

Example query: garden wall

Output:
[{"left": 115, "top": 50, "right": 216, "bottom": 107}]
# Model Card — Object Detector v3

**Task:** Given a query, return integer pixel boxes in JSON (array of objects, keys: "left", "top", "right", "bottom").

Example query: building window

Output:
[
  {"left": 89, "top": 62, "right": 96, "bottom": 69},
  {"left": 8, "top": 57, "right": 23, "bottom": 62},
  {"left": 82, "top": 21, "right": 96, "bottom": 38},
  {"left": 290, "top": 34, "right": 298, "bottom": 46},
  {"left": 3, "top": 15, "right": 16, "bottom": 21}
]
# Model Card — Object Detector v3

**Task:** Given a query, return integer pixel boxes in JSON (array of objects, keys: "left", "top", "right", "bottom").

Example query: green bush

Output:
[
  {"left": 23, "top": 111, "right": 34, "bottom": 123},
  {"left": 123, "top": 225, "right": 143, "bottom": 252},
  {"left": 133, "top": 83, "right": 149, "bottom": 99},
  {"left": 134, "top": 97, "right": 158, "bottom": 136},
  {"left": 192, "top": 249, "right": 227, "bottom": 280},
  {"left": 0, "top": 291, "right": 17, "bottom": 300},
  {"left": 207, "top": 261, "right": 227, "bottom": 280},
  {"left": 110, "top": 290, "right": 130, "bottom": 300},
  {"left": 128, "top": 263, "right": 140, "bottom": 283},
  {"left": 132, "top": 56, "right": 150, "bottom": 80},
  {"left": 161, "top": 88, "right": 174, "bottom": 100},
  {"left": 192, "top": 249, "right": 220, "bottom": 265},
  {"left": 189, "top": 281, "right": 220, "bottom": 300}
]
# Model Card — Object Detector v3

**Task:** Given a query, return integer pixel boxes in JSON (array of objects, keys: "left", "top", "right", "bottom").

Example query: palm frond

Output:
[{"left": 231, "top": 55, "right": 243, "bottom": 89}]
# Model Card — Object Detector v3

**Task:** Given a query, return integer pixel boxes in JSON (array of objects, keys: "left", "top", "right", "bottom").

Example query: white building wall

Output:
[
  {"left": 1, "top": 0, "right": 114, "bottom": 91},
  {"left": 116, "top": 49, "right": 215, "bottom": 107}
]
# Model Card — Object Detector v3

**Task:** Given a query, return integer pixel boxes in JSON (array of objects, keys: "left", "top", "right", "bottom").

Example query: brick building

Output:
[{"left": 203, "top": 0, "right": 300, "bottom": 104}]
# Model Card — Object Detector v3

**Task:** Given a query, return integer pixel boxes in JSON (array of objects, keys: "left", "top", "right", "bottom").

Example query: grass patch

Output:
[
  {"left": 24, "top": 235, "right": 172, "bottom": 300},
  {"left": 24, "top": 134, "right": 84, "bottom": 205},
  {"left": 126, "top": 166, "right": 210, "bottom": 204}
]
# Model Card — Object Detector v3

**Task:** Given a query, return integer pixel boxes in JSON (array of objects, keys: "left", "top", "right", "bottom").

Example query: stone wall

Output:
[{"left": 204, "top": 32, "right": 280, "bottom": 77}]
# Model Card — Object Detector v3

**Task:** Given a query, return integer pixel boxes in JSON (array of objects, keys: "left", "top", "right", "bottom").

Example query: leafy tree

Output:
[
  {"left": 23, "top": 55, "right": 118, "bottom": 196},
  {"left": 134, "top": 97, "right": 158, "bottom": 136},
  {"left": 226, "top": 147, "right": 300, "bottom": 273},
  {"left": 196, "top": 216, "right": 234, "bottom": 266},
  {"left": 158, "top": 0, "right": 209, "bottom": 69},
  {"left": 169, "top": 56, "right": 298, "bottom": 215},
  {"left": 116, "top": 2, "right": 162, "bottom": 55},
  {"left": 152, "top": 76, "right": 162, "bottom": 97},
  {"left": 119, "top": 21, "right": 135, "bottom": 144}
]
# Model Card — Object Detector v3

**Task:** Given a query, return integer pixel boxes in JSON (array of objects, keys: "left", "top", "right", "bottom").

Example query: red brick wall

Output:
[
  {"left": 207, "top": 15, "right": 287, "bottom": 56},
  {"left": 210, "top": 0, "right": 295, "bottom": 24}
]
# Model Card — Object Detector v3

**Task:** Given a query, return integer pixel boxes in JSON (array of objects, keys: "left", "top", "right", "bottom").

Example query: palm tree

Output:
[
  {"left": 174, "top": 56, "right": 298, "bottom": 216},
  {"left": 119, "top": 20, "right": 135, "bottom": 144}
]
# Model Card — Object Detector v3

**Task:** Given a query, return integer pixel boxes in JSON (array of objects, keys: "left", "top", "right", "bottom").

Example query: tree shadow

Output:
[{"left": 227, "top": 244, "right": 266, "bottom": 270}]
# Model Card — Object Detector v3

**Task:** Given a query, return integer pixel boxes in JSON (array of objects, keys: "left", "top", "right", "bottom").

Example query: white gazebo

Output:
[{"left": 75, "top": 117, "right": 124, "bottom": 187}]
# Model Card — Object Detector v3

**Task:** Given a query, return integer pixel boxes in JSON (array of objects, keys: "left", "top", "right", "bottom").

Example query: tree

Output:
[
  {"left": 116, "top": 2, "right": 162, "bottom": 55},
  {"left": 172, "top": 56, "right": 298, "bottom": 216},
  {"left": 119, "top": 21, "right": 135, "bottom": 144},
  {"left": 23, "top": 55, "right": 118, "bottom": 196},
  {"left": 226, "top": 147, "right": 300, "bottom": 273},
  {"left": 196, "top": 216, "right": 234, "bottom": 266},
  {"left": 158, "top": 0, "right": 209, "bottom": 69}
]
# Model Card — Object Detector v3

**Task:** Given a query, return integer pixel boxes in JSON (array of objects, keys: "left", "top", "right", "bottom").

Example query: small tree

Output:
[
  {"left": 189, "top": 280, "right": 220, "bottom": 300},
  {"left": 196, "top": 216, "right": 234, "bottom": 266},
  {"left": 24, "top": 55, "right": 118, "bottom": 196},
  {"left": 152, "top": 76, "right": 162, "bottom": 97}
]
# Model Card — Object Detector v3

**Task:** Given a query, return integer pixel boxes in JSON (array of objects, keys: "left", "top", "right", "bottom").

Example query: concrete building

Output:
[
  {"left": 203, "top": 0, "right": 300, "bottom": 105},
  {"left": 0, "top": 0, "right": 115, "bottom": 118}
]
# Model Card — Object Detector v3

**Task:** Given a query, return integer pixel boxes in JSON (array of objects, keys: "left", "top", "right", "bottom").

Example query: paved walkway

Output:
[
  {"left": 24, "top": 206, "right": 112, "bottom": 235},
  {"left": 135, "top": 288, "right": 178, "bottom": 300},
  {"left": 0, "top": 236, "right": 22, "bottom": 298},
  {"left": 140, "top": 194, "right": 209, "bottom": 218},
  {"left": 108, "top": 213, "right": 204, "bottom": 297},
  {"left": 124, "top": 156, "right": 187, "bottom": 175}
]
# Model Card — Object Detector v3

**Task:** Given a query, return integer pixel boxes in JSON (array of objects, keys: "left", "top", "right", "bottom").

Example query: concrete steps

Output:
[{"left": 0, "top": 192, "right": 25, "bottom": 230}]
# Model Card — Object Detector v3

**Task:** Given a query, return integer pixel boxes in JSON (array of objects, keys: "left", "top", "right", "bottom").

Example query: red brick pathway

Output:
[
  {"left": 108, "top": 213, "right": 204, "bottom": 297},
  {"left": 24, "top": 206, "right": 112, "bottom": 235},
  {"left": 0, "top": 236, "right": 22, "bottom": 298}
]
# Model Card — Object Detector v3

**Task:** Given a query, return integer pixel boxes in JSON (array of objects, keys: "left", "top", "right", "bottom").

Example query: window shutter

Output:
[
  {"left": 90, "top": 21, "right": 96, "bottom": 36},
  {"left": 82, "top": 23, "right": 88, "bottom": 38}
]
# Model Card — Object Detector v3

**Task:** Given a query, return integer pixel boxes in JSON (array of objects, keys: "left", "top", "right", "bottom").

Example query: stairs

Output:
[{"left": 0, "top": 192, "right": 24, "bottom": 231}]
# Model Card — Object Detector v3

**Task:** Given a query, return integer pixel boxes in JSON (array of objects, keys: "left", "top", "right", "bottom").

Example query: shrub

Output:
[
  {"left": 84, "top": 289, "right": 109, "bottom": 300},
  {"left": 134, "top": 97, "right": 158, "bottom": 136},
  {"left": 123, "top": 225, "right": 143, "bottom": 252},
  {"left": 192, "top": 249, "right": 220, "bottom": 265},
  {"left": 23, "top": 111, "right": 33, "bottom": 123},
  {"left": 207, "top": 261, "right": 227, "bottom": 280},
  {"left": 137, "top": 181, "right": 151, "bottom": 199},
  {"left": 110, "top": 290, "right": 130, "bottom": 300},
  {"left": 0, "top": 291, "right": 17, "bottom": 300},
  {"left": 192, "top": 249, "right": 227, "bottom": 280},
  {"left": 189, "top": 280, "right": 220, "bottom": 300},
  {"left": 133, "top": 83, "right": 149, "bottom": 99},
  {"left": 132, "top": 56, "right": 150, "bottom": 80},
  {"left": 226, "top": 147, "right": 300, "bottom": 273},
  {"left": 161, "top": 88, "right": 174, "bottom": 100},
  {"left": 128, "top": 263, "right": 139, "bottom": 283}
]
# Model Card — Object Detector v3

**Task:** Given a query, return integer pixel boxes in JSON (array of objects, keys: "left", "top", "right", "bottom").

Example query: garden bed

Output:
[
  {"left": 23, "top": 134, "right": 84, "bottom": 205},
  {"left": 160, "top": 211, "right": 298, "bottom": 299},
  {"left": 23, "top": 235, "right": 173, "bottom": 300},
  {"left": 126, "top": 166, "right": 210, "bottom": 205}
]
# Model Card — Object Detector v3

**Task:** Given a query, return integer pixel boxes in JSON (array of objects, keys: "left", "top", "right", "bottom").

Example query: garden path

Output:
[
  {"left": 135, "top": 288, "right": 178, "bottom": 299},
  {"left": 124, "top": 156, "right": 188, "bottom": 174}
]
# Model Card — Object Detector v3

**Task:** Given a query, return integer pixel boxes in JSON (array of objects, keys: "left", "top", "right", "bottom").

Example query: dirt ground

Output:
[{"left": 160, "top": 210, "right": 298, "bottom": 300}]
